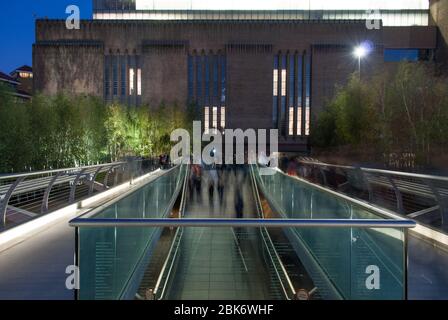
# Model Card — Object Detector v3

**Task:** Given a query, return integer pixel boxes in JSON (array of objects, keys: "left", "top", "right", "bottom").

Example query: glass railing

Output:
[
  {"left": 74, "top": 165, "right": 186, "bottom": 300},
  {"left": 70, "top": 165, "right": 415, "bottom": 300},
  {"left": 253, "top": 165, "right": 411, "bottom": 300}
]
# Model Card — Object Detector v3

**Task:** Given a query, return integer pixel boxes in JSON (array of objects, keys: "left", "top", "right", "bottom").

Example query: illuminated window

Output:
[
  {"left": 204, "top": 106, "right": 210, "bottom": 134},
  {"left": 289, "top": 107, "right": 294, "bottom": 136},
  {"left": 273, "top": 69, "right": 278, "bottom": 96},
  {"left": 273, "top": 55, "right": 279, "bottom": 127},
  {"left": 281, "top": 69, "right": 287, "bottom": 97},
  {"left": 305, "top": 106, "right": 310, "bottom": 136},
  {"left": 297, "top": 107, "right": 302, "bottom": 136},
  {"left": 137, "top": 68, "right": 142, "bottom": 96},
  {"left": 129, "top": 68, "right": 135, "bottom": 95},
  {"left": 212, "top": 107, "right": 218, "bottom": 129},
  {"left": 221, "top": 107, "right": 226, "bottom": 129},
  {"left": 19, "top": 72, "right": 32, "bottom": 78},
  {"left": 305, "top": 54, "right": 311, "bottom": 136}
]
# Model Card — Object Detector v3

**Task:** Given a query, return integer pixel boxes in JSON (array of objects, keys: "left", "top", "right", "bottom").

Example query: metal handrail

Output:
[
  {"left": 298, "top": 159, "right": 448, "bottom": 182},
  {"left": 69, "top": 218, "right": 416, "bottom": 228},
  {"left": 153, "top": 227, "right": 183, "bottom": 299},
  {"left": 0, "top": 162, "right": 126, "bottom": 180},
  {"left": 271, "top": 167, "right": 410, "bottom": 221},
  {"left": 249, "top": 165, "right": 297, "bottom": 299},
  {"left": 0, "top": 159, "right": 163, "bottom": 230},
  {"left": 295, "top": 159, "right": 448, "bottom": 228},
  {"left": 154, "top": 164, "right": 190, "bottom": 300}
]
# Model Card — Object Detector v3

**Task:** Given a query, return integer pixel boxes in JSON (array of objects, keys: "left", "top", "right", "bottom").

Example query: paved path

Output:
[
  {"left": 0, "top": 213, "right": 77, "bottom": 300},
  {"left": 408, "top": 235, "right": 448, "bottom": 300}
]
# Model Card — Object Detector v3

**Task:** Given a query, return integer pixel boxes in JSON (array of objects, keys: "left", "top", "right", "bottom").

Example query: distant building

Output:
[
  {"left": 10, "top": 65, "right": 33, "bottom": 96},
  {"left": 0, "top": 70, "right": 31, "bottom": 101},
  {"left": 33, "top": 0, "right": 445, "bottom": 152}
]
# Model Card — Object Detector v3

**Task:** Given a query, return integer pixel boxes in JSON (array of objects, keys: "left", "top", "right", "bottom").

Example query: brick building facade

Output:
[{"left": 33, "top": 1, "right": 442, "bottom": 152}]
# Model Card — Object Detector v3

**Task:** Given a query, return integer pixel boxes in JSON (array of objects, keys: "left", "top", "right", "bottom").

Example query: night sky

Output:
[{"left": 0, "top": 0, "right": 92, "bottom": 73}]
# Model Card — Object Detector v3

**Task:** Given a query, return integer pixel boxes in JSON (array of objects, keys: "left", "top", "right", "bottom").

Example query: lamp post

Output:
[{"left": 354, "top": 45, "right": 367, "bottom": 79}]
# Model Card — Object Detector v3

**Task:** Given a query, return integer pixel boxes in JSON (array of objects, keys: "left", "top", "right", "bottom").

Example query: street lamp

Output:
[{"left": 354, "top": 45, "right": 368, "bottom": 79}]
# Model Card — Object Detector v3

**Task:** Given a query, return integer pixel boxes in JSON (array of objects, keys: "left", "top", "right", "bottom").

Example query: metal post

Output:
[
  {"left": 357, "top": 167, "right": 373, "bottom": 202},
  {"left": 386, "top": 176, "right": 404, "bottom": 215},
  {"left": 0, "top": 177, "right": 25, "bottom": 229},
  {"left": 41, "top": 172, "right": 64, "bottom": 214},
  {"left": 88, "top": 166, "right": 103, "bottom": 196},
  {"left": 424, "top": 179, "right": 448, "bottom": 227},
  {"left": 69, "top": 169, "right": 87, "bottom": 203}
]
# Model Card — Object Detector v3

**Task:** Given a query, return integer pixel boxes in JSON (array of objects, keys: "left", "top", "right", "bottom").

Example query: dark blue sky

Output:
[{"left": 0, "top": 0, "right": 92, "bottom": 73}]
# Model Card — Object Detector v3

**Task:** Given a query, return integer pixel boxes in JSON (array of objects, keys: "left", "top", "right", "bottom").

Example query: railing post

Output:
[
  {"left": 424, "top": 179, "right": 448, "bottom": 227},
  {"left": 41, "top": 172, "right": 64, "bottom": 214},
  {"left": 103, "top": 165, "right": 117, "bottom": 190},
  {"left": 88, "top": 166, "right": 103, "bottom": 196},
  {"left": 386, "top": 176, "right": 404, "bottom": 215},
  {"left": 319, "top": 167, "right": 328, "bottom": 187},
  {"left": 357, "top": 167, "right": 373, "bottom": 202},
  {"left": 0, "top": 177, "right": 25, "bottom": 229},
  {"left": 70, "top": 169, "right": 87, "bottom": 203}
]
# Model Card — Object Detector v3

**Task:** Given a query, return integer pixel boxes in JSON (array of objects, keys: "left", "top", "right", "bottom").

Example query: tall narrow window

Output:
[
  {"left": 297, "top": 107, "right": 303, "bottom": 136},
  {"left": 281, "top": 69, "right": 287, "bottom": 97},
  {"left": 113, "top": 57, "right": 118, "bottom": 96},
  {"left": 221, "top": 107, "right": 226, "bottom": 129},
  {"left": 197, "top": 56, "right": 203, "bottom": 104},
  {"left": 273, "top": 69, "right": 278, "bottom": 96},
  {"left": 220, "top": 55, "right": 226, "bottom": 104},
  {"left": 272, "top": 55, "right": 279, "bottom": 127},
  {"left": 205, "top": 56, "right": 210, "bottom": 105},
  {"left": 281, "top": 55, "right": 287, "bottom": 136},
  {"left": 204, "top": 107, "right": 210, "bottom": 134},
  {"left": 129, "top": 68, "right": 135, "bottom": 95},
  {"left": 188, "top": 55, "right": 194, "bottom": 101},
  {"left": 105, "top": 56, "right": 110, "bottom": 98},
  {"left": 289, "top": 107, "right": 294, "bottom": 135},
  {"left": 297, "top": 55, "right": 303, "bottom": 136},
  {"left": 213, "top": 56, "right": 219, "bottom": 99},
  {"left": 289, "top": 55, "right": 295, "bottom": 136},
  {"left": 120, "top": 56, "right": 126, "bottom": 96},
  {"left": 137, "top": 68, "right": 142, "bottom": 96},
  {"left": 305, "top": 54, "right": 311, "bottom": 136},
  {"left": 212, "top": 107, "right": 218, "bottom": 129}
]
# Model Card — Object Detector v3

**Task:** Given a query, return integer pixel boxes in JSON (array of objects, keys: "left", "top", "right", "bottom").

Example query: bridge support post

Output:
[
  {"left": 0, "top": 177, "right": 25, "bottom": 229},
  {"left": 41, "top": 172, "right": 64, "bottom": 214}
]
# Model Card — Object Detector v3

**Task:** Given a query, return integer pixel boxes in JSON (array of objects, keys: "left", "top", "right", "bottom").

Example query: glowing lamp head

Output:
[{"left": 354, "top": 46, "right": 367, "bottom": 58}]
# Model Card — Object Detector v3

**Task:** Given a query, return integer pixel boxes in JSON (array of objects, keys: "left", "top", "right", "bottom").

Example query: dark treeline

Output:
[
  {"left": 0, "top": 84, "right": 194, "bottom": 173},
  {"left": 312, "top": 62, "right": 448, "bottom": 168}
]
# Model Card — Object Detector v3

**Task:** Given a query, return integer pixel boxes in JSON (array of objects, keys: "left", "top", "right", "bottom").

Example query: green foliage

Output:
[
  {"left": 0, "top": 89, "right": 191, "bottom": 173},
  {"left": 312, "top": 62, "right": 448, "bottom": 166}
]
